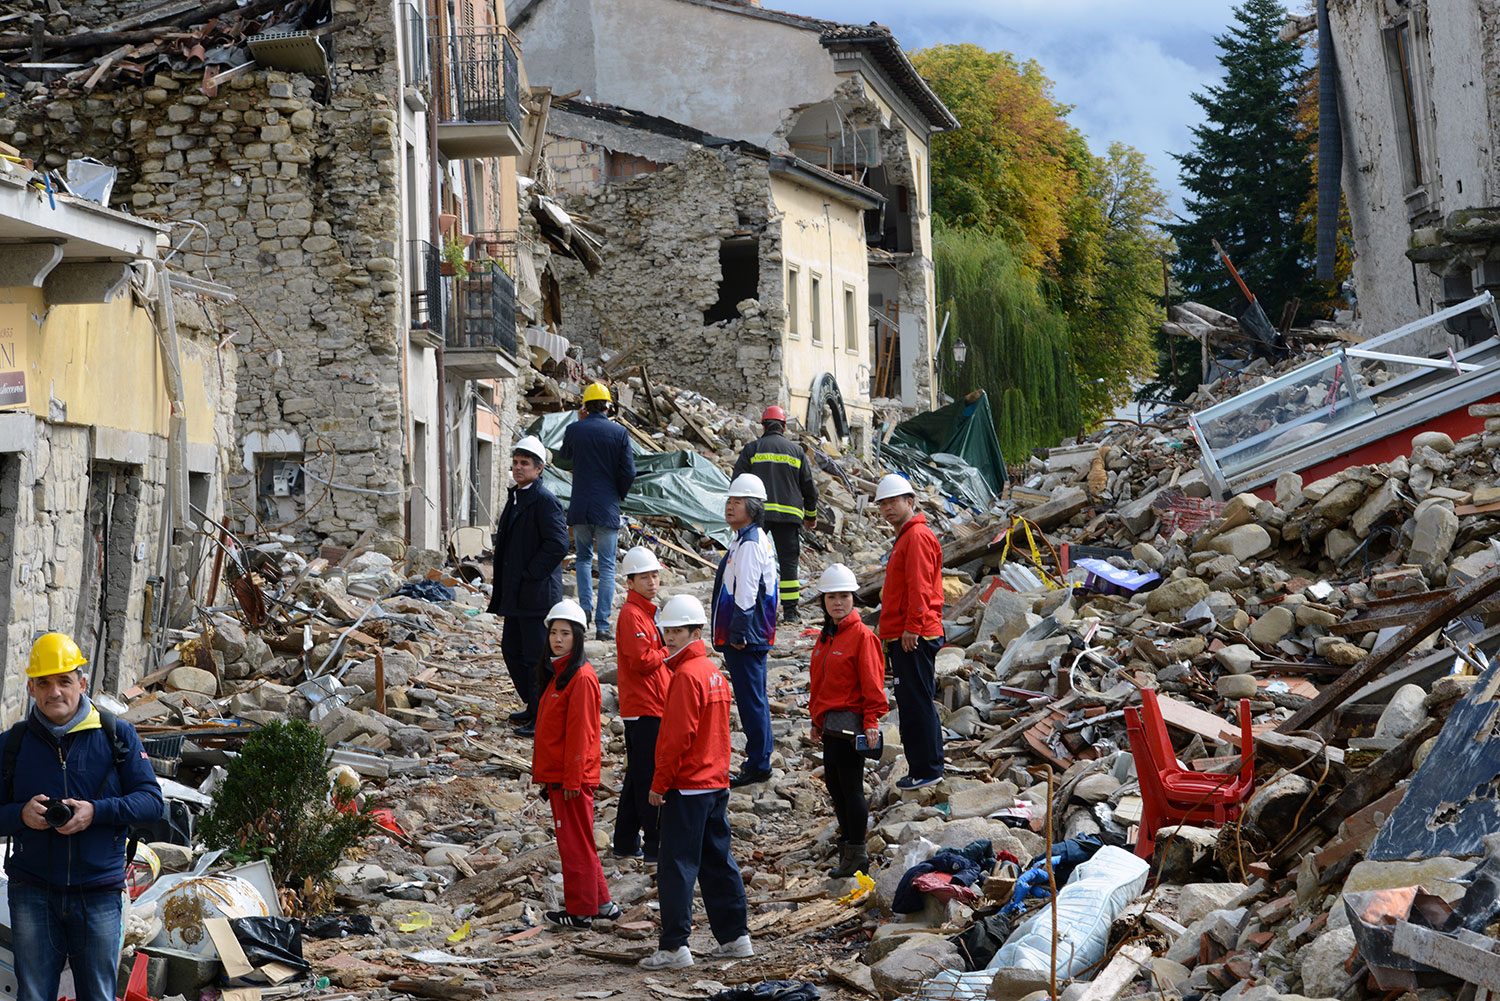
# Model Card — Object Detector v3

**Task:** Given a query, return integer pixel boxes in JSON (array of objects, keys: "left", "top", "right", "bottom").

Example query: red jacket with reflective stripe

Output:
[
  {"left": 615, "top": 591, "right": 670, "bottom": 718},
  {"left": 879, "top": 513, "right": 945, "bottom": 640},
  {"left": 652, "top": 640, "right": 733, "bottom": 793},
  {"left": 809, "top": 609, "right": 889, "bottom": 731},
  {"left": 531, "top": 655, "right": 602, "bottom": 791}
]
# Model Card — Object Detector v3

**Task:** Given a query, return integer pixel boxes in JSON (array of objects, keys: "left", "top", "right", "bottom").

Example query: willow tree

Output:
[{"left": 937, "top": 228, "right": 1084, "bottom": 457}]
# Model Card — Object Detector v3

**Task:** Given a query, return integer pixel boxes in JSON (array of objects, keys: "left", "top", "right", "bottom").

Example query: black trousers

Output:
[
  {"left": 501, "top": 615, "right": 548, "bottom": 714},
  {"left": 615, "top": 716, "right": 661, "bottom": 856},
  {"left": 767, "top": 521, "right": 802, "bottom": 610},
  {"left": 888, "top": 637, "right": 945, "bottom": 782},
  {"left": 821, "top": 734, "right": 869, "bottom": 844},
  {"left": 657, "top": 789, "right": 748, "bottom": 951}
]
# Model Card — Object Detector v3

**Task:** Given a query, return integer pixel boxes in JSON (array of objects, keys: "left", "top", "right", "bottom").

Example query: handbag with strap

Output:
[{"left": 821, "top": 709, "right": 862, "bottom": 741}]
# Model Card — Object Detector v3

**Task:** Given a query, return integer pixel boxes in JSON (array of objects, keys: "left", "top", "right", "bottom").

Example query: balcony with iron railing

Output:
[
  {"left": 408, "top": 239, "right": 450, "bottom": 346},
  {"left": 447, "top": 259, "right": 518, "bottom": 380},
  {"left": 432, "top": 29, "right": 524, "bottom": 160}
]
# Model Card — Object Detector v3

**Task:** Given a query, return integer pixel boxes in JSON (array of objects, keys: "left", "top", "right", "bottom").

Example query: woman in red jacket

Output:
[
  {"left": 532, "top": 598, "right": 621, "bottom": 929},
  {"left": 808, "top": 564, "right": 889, "bottom": 878}
]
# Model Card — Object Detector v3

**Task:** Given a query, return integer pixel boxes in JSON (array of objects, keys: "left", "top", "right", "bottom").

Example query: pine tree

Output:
[{"left": 1167, "top": 0, "right": 1312, "bottom": 367}]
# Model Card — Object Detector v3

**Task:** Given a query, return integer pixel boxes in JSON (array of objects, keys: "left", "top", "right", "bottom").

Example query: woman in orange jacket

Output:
[
  {"left": 808, "top": 563, "right": 889, "bottom": 879},
  {"left": 532, "top": 599, "right": 620, "bottom": 929}
]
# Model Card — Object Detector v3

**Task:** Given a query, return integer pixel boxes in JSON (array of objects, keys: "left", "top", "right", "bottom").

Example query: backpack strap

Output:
[{"left": 95, "top": 710, "right": 144, "bottom": 874}]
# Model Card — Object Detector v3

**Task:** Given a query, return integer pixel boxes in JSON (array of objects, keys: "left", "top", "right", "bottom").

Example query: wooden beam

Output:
[{"left": 1277, "top": 565, "right": 1500, "bottom": 733}]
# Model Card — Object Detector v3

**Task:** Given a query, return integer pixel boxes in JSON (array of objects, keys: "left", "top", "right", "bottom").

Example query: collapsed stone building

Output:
[
  {"left": 2, "top": 0, "right": 539, "bottom": 552},
  {"left": 1319, "top": 0, "right": 1500, "bottom": 339},
  {"left": 512, "top": 0, "right": 959, "bottom": 438}
]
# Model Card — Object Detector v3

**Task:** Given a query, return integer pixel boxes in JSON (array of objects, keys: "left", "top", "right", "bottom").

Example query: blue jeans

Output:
[
  {"left": 723, "top": 646, "right": 772, "bottom": 773},
  {"left": 573, "top": 523, "right": 620, "bottom": 631},
  {"left": 657, "top": 790, "right": 747, "bottom": 951},
  {"left": 10, "top": 880, "right": 123, "bottom": 1001}
]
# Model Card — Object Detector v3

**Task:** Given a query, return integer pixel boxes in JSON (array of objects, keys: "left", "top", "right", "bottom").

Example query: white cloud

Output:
[{"left": 791, "top": 0, "right": 1247, "bottom": 214}]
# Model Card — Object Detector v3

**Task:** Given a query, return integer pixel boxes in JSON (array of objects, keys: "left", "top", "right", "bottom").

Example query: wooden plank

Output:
[
  {"left": 1018, "top": 487, "right": 1089, "bottom": 531},
  {"left": 1278, "top": 565, "right": 1500, "bottom": 733},
  {"left": 1393, "top": 920, "right": 1500, "bottom": 991},
  {"left": 1154, "top": 693, "right": 1238, "bottom": 744}
]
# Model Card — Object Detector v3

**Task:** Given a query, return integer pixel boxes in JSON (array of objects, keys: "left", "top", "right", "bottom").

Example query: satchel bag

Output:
[{"left": 821, "top": 709, "right": 862, "bottom": 740}]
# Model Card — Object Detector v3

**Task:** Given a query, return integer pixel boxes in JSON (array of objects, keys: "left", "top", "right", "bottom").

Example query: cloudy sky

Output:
[{"left": 793, "top": 0, "right": 1249, "bottom": 220}]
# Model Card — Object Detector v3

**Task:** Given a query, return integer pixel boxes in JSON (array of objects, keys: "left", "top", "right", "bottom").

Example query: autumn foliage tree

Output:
[{"left": 913, "top": 44, "right": 1171, "bottom": 439}]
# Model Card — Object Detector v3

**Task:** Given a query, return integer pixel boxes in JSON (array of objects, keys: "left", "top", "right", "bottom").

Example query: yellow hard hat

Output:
[
  {"left": 28, "top": 632, "right": 86, "bottom": 678},
  {"left": 582, "top": 381, "right": 611, "bottom": 404}
]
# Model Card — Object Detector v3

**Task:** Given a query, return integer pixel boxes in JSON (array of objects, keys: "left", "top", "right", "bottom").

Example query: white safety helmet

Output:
[
  {"left": 815, "top": 563, "right": 859, "bottom": 594},
  {"left": 620, "top": 546, "right": 663, "bottom": 577},
  {"left": 514, "top": 435, "right": 548, "bottom": 464},
  {"left": 874, "top": 472, "right": 916, "bottom": 502},
  {"left": 545, "top": 598, "right": 588, "bottom": 627},
  {"left": 657, "top": 594, "right": 708, "bottom": 628},
  {"left": 726, "top": 473, "right": 767, "bottom": 501}
]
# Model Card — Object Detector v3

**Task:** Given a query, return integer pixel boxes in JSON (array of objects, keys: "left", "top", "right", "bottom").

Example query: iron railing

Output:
[
  {"left": 408, "top": 240, "right": 451, "bottom": 341},
  {"left": 455, "top": 260, "right": 517, "bottom": 356},
  {"left": 400, "top": 2, "right": 428, "bottom": 87},
  {"left": 435, "top": 29, "right": 521, "bottom": 131}
]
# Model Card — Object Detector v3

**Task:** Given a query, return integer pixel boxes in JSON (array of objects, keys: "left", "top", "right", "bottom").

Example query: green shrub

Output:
[{"left": 200, "top": 720, "right": 374, "bottom": 892}]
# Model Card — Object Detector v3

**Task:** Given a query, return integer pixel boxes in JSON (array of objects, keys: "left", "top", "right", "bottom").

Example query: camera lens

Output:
[{"left": 42, "top": 800, "right": 73, "bottom": 828}]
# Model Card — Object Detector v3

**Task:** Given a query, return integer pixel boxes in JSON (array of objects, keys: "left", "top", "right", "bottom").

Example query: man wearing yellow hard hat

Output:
[
  {"left": 0, "top": 633, "right": 163, "bottom": 1001},
  {"left": 559, "top": 381, "right": 636, "bottom": 641}
]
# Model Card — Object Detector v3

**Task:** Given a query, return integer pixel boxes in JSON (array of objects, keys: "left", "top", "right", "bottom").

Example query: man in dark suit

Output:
[{"left": 488, "top": 435, "right": 568, "bottom": 736}]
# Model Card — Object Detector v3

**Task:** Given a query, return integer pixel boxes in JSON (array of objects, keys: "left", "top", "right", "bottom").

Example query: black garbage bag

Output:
[
  {"left": 951, "top": 910, "right": 1014, "bottom": 971},
  {"left": 230, "top": 916, "right": 310, "bottom": 972},
  {"left": 302, "top": 912, "right": 377, "bottom": 939},
  {"left": 708, "top": 982, "right": 820, "bottom": 1001}
]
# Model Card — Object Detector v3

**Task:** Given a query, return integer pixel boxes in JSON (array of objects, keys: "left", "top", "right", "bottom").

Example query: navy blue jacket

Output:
[
  {"left": 0, "top": 709, "right": 163, "bottom": 889},
  {"left": 488, "top": 480, "right": 568, "bottom": 617},
  {"left": 559, "top": 413, "right": 636, "bottom": 527}
]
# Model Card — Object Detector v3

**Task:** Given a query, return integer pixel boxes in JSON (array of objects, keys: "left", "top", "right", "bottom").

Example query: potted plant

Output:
[
  {"left": 440, "top": 235, "right": 468, "bottom": 278},
  {"left": 438, "top": 212, "right": 459, "bottom": 237}
]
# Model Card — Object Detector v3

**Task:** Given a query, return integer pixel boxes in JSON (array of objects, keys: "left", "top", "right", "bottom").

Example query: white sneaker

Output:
[
  {"left": 639, "top": 946, "right": 694, "bottom": 970},
  {"left": 709, "top": 935, "right": 753, "bottom": 959}
]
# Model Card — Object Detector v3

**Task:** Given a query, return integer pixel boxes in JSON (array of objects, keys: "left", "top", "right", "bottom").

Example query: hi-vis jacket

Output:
[
  {"left": 731, "top": 431, "right": 818, "bottom": 523},
  {"left": 652, "top": 640, "right": 733, "bottom": 793},
  {"left": 615, "top": 590, "right": 670, "bottom": 718},
  {"left": 711, "top": 523, "right": 778, "bottom": 652}
]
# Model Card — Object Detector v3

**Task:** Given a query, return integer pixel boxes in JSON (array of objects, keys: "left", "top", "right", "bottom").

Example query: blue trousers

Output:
[
  {"left": 10, "top": 881, "right": 123, "bottom": 1001},
  {"left": 722, "top": 646, "right": 772, "bottom": 773},
  {"left": 572, "top": 523, "right": 620, "bottom": 630},
  {"left": 889, "top": 638, "right": 945, "bottom": 782},
  {"left": 657, "top": 790, "right": 747, "bottom": 951}
]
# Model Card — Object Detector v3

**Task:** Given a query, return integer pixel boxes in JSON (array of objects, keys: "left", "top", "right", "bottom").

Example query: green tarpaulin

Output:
[
  {"left": 882, "top": 391, "right": 1008, "bottom": 511},
  {"left": 528, "top": 411, "right": 733, "bottom": 547}
]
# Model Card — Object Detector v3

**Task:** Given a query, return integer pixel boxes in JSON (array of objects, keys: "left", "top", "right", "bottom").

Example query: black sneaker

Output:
[
  {"left": 729, "top": 768, "right": 772, "bottom": 788},
  {"left": 895, "top": 774, "right": 942, "bottom": 790},
  {"left": 508, "top": 709, "right": 533, "bottom": 723},
  {"left": 545, "top": 910, "right": 592, "bottom": 929},
  {"left": 612, "top": 847, "right": 644, "bottom": 859},
  {"left": 596, "top": 901, "right": 623, "bottom": 921},
  {"left": 596, "top": 629, "right": 613, "bottom": 641},
  {"left": 514, "top": 723, "right": 535, "bottom": 738}
]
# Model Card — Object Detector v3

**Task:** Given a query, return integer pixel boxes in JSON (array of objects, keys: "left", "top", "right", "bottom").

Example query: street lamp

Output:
[{"left": 952, "top": 338, "right": 967, "bottom": 365}]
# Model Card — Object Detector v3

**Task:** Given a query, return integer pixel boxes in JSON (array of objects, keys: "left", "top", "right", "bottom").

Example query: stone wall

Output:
[
  {"left": 549, "top": 145, "right": 785, "bottom": 415},
  {"left": 5, "top": 5, "right": 408, "bottom": 547}
]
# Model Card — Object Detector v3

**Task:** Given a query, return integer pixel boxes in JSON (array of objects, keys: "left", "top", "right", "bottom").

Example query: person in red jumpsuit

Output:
[
  {"left": 808, "top": 563, "right": 889, "bottom": 878},
  {"left": 531, "top": 598, "right": 621, "bottom": 929}
]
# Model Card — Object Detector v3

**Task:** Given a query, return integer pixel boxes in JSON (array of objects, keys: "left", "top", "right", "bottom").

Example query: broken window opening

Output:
[
  {"left": 77, "top": 462, "right": 141, "bottom": 694},
  {"left": 864, "top": 166, "right": 913, "bottom": 253},
  {"left": 606, "top": 151, "right": 660, "bottom": 183},
  {"left": 1384, "top": 18, "right": 1426, "bottom": 192},
  {"left": 704, "top": 237, "right": 760, "bottom": 325}
]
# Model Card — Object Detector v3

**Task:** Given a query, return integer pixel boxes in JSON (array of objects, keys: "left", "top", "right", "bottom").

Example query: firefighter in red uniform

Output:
[
  {"left": 612, "top": 545, "right": 671, "bottom": 862},
  {"left": 808, "top": 563, "right": 888, "bottom": 878},
  {"left": 639, "top": 595, "right": 751, "bottom": 970},
  {"left": 531, "top": 599, "right": 621, "bottom": 929},
  {"left": 875, "top": 473, "right": 946, "bottom": 790}
]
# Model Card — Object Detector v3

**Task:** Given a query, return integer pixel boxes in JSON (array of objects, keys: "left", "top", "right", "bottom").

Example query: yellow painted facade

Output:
[
  {"left": 772, "top": 174, "right": 873, "bottom": 426},
  {"left": 0, "top": 287, "right": 216, "bottom": 444}
]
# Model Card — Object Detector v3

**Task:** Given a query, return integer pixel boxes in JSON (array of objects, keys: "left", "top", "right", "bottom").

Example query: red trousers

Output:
[{"left": 549, "top": 787, "right": 611, "bottom": 916}]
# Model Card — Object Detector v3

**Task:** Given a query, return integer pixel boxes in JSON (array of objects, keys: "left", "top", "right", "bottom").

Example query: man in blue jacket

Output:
[
  {"left": 0, "top": 632, "right": 163, "bottom": 1001},
  {"left": 711, "top": 474, "right": 779, "bottom": 788},
  {"left": 559, "top": 382, "right": 636, "bottom": 641},
  {"left": 488, "top": 435, "right": 569, "bottom": 736}
]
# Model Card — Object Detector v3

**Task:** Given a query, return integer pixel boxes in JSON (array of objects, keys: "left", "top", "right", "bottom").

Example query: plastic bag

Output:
[
  {"left": 229, "top": 916, "right": 310, "bottom": 972},
  {"left": 303, "top": 912, "right": 376, "bottom": 939}
]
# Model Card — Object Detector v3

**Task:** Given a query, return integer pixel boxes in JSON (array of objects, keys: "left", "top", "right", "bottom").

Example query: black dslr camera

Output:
[{"left": 41, "top": 798, "right": 73, "bottom": 828}]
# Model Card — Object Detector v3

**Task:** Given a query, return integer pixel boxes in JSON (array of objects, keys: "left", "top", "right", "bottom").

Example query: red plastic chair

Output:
[
  {"left": 1125, "top": 695, "right": 1257, "bottom": 859},
  {"left": 1140, "top": 688, "right": 1256, "bottom": 807}
]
